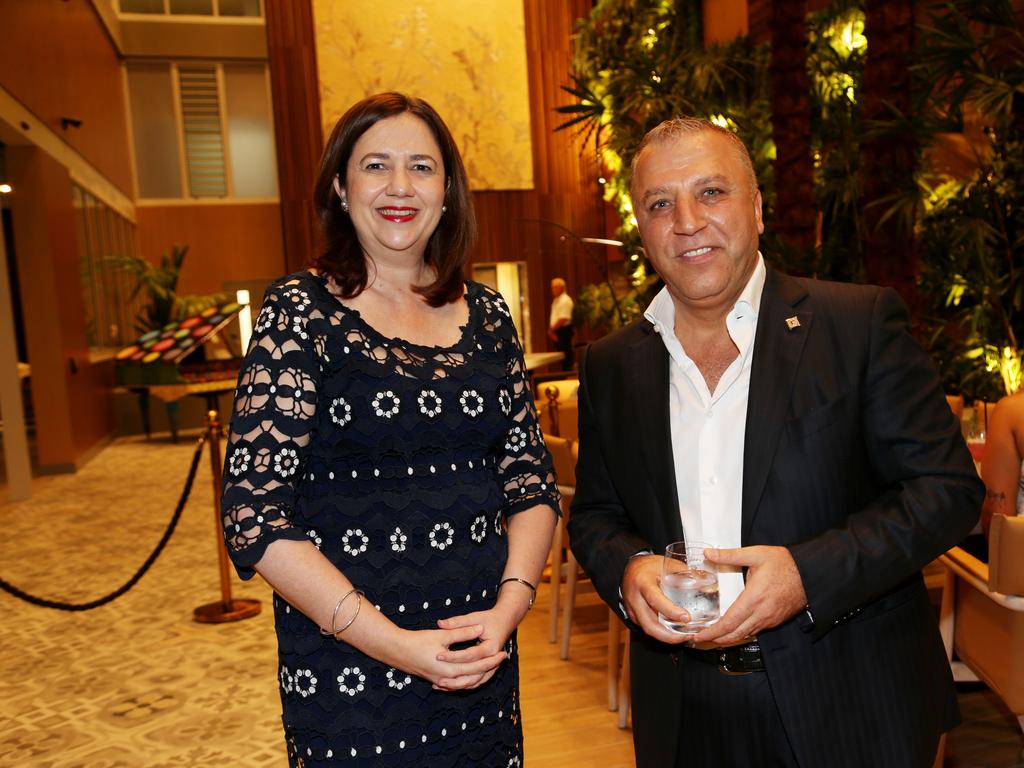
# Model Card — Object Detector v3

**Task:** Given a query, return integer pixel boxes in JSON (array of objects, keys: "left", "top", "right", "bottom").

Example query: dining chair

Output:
[
  {"left": 607, "top": 609, "right": 631, "bottom": 726},
  {"left": 537, "top": 383, "right": 579, "bottom": 442},
  {"left": 545, "top": 434, "right": 576, "bottom": 644},
  {"left": 937, "top": 514, "right": 1024, "bottom": 737}
]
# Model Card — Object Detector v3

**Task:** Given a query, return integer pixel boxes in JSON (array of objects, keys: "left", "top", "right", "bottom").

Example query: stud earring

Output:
[{"left": 441, "top": 205, "right": 447, "bottom": 213}]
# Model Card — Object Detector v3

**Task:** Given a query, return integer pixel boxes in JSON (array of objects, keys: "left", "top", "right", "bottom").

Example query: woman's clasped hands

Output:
[{"left": 431, "top": 597, "right": 526, "bottom": 692}]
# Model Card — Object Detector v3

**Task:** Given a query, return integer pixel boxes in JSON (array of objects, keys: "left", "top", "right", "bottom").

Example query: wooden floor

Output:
[{"left": 519, "top": 581, "right": 635, "bottom": 768}]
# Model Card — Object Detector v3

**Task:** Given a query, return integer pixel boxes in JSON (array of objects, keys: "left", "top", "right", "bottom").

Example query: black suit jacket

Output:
[{"left": 568, "top": 269, "right": 982, "bottom": 768}]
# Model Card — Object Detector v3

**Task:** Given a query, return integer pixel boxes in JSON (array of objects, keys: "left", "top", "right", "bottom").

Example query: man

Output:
[
  {"left": 548, "top": 277, "right": 575, "bottom": 369},
  {"left": 568, "top": 117, "right": 981, "bottom": 768}
]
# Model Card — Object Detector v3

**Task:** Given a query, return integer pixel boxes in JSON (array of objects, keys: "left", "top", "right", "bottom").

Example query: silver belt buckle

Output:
[{"left": 718, "top": 652, "right": 752, "bottom": 676}]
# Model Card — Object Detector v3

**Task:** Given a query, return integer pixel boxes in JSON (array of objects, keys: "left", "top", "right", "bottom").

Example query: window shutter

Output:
[{"left": 178, "top": 65, "right": 228, "bottom": 197}]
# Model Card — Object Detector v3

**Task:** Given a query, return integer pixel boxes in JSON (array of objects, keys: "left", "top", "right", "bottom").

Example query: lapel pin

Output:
[{"left": 785, "top": 316, "right": 801, "bottom": 331}]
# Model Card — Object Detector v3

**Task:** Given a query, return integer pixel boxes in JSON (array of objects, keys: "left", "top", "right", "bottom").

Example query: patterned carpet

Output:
[{"left": 0, "top": 433, "right": 286, "bottom": 767}]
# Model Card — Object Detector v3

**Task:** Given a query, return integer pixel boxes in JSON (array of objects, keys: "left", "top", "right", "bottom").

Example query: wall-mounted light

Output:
[{"left": 0, "top": 184, "right": 11, "bottom": 195}]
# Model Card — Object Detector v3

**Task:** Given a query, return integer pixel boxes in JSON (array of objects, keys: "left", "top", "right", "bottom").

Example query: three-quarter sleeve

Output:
[
  {"left": 221, "top": 278, "right": 321, "bottom": 579},
  {"left": 492, "top": 294, "right": 560, "bottom": 518}
]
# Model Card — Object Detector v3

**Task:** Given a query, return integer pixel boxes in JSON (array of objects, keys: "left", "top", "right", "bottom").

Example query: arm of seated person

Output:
[{"left": 981, "top": 395, "right": 1024, "bottom": 537}]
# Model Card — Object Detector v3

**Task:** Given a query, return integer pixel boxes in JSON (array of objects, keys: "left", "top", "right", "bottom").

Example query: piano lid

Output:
[{"left": 115, "top": 301, "right": 245, "bottom": 366}]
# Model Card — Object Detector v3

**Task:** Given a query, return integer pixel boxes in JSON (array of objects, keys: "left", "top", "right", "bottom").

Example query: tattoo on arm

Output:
[{"left": 986, "top": 489, "right": 1008, "bottom": 505}]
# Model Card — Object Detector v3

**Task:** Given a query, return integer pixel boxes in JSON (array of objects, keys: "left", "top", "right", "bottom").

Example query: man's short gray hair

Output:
[{"left": 629, "top": 117, "right": 758, "bottom": 197}]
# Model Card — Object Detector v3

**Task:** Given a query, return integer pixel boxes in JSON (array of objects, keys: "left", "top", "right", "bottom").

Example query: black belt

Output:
[{"left": 683, "top": 641, "right": 765, "bottom": 676}]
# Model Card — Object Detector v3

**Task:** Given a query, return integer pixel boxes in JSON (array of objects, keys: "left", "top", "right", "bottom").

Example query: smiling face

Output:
[
  {"left": 338, "top": 112, "right": 447, "bottom": 263},
  {"left": 632, "top": 129, "right": 763, "bottom": 321}
]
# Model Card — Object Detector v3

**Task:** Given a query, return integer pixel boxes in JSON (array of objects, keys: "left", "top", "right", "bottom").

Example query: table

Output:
[
  {"left": 120, "top": 378, "right": 238, "bottom": 442},
  {"left": 524, "top": 351, "right": 565, "bottom": 371}
]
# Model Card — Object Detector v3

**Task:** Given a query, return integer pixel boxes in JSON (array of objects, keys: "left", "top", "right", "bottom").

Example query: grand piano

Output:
[{"left": 114, "top": 299, "right": 248, "bottom": 441}]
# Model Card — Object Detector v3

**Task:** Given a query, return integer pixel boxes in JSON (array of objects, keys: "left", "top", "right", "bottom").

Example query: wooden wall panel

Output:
[
  {"left": 0, "top": 0, "right": 134, "bottom": 196},
  {"left": 7, "top": 147, "right": 114, "bottom": 470},
  {"left": 135, "top": 203, "right": 286, "bottom": 296},
  {"left": 265, "top": 0, "right": 324, "bottom": 274}
]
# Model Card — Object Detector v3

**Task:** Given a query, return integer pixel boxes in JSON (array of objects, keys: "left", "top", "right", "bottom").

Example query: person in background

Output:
[
  {"left": 548, "top": 277, "right": 575, "bottom": 370},
  {"left": 978, "top": 393, "right": 1024, "bottom": 541},
  {"left": 220, "top": 92, "right": 558, "bottom": 767},
  {"left": 569, "top": 116, "right": 982, "bottom": 768}
]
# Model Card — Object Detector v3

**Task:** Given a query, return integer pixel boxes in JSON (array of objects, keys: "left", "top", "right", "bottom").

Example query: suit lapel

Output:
[
  {"left": 629, "top": 324, "right": 684, "bottom": 543},
  {"left": 742, "top": 270, "right": 811, "bottom": 542}
]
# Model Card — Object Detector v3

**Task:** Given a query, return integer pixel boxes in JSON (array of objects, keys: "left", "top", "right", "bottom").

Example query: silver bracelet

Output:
[
  {"left": 319, "top": 588, "right": 362, "bottom": 638},
  {"left": 498, "top": 576, "right": 537, "bottom": 609}
]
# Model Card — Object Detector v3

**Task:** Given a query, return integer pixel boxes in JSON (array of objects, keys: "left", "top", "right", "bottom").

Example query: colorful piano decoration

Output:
[{"left": 115, "top": 301, "right": 245, "bottom": 386}]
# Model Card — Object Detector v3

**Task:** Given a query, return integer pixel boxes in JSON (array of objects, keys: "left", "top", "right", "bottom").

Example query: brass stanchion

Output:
[
  {"left": 194, "top": 409, "right": 261, "bottom": 623},
  {"left": 544, "top": 385, "right": 562, "bottom": 437}
]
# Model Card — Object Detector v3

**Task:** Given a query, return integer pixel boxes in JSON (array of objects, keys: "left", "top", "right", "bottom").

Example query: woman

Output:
[
  {"left": 221, "top": 92, "right": 559, "bottom": 766},
  {"left": 980, "top": 393, "right": 1024, "bottom": 543}
]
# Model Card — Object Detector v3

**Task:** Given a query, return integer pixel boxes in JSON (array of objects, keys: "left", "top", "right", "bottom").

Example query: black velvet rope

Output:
[{"left": 0, "top": 433, "right": 208, "bottom": 611}]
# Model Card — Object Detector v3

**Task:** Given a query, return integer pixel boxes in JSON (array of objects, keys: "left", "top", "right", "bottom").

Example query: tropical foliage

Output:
[
  {"left": 912, "top": 0, "right": 1024, "bottom": 398},
  {"left": 107, "top": 245, "right": 228, "bottom": 334}
]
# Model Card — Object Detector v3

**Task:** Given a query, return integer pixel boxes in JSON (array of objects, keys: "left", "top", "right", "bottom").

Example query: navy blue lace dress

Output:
[{"left": 221, "top": 272, "right": 558, "bottom": 767}]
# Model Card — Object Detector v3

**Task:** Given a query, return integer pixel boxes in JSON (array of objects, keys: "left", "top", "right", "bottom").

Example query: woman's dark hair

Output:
[{"left": 312, "top": 92, "right": 475, "bottom": 307}]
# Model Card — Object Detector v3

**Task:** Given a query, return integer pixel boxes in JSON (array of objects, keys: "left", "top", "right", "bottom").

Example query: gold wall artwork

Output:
[{"left": 312, "top": 0, "right": 535, "bottom": 191}]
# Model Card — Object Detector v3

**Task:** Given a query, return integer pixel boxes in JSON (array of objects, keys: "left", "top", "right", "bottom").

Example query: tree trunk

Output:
[{"left": 861, "top": 0, "right": 918, "bottom": 313}]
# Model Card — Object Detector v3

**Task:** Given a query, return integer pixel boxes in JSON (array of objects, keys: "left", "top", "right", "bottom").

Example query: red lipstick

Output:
[{"left": 377, "top": 206, "right": 418, "bottom": 223}]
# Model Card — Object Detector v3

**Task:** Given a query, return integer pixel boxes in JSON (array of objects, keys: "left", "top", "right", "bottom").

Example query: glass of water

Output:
[{"left": 658, "top": 541, "right": 720, "bottom": 634}]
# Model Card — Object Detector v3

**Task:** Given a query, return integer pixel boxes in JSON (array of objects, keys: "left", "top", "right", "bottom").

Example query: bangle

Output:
[
  {"left": 319, "top": 589, "right": 364, "bottom": 638},
  {"left": 498, "top": 576, "right": 537, "bottom": 609}
]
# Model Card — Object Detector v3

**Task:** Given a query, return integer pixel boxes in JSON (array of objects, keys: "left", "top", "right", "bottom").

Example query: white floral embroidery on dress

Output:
[
  {"left": 329, "top": 396, "right": 352, "bottom": 427},
  {"left": 279, "top": 665, "right": 294, "bottom": 694},
  {"left": 470, "top": 515, "right": 488, "bottom": 543},
  {"left": 307, "top": 529, "right": 323, "bottom": 550},
  {"left": 508, "top": 756, "right": 522, "bottom": 768},
  {"left": 417, "top": 389, "right": 443, "bottom": 418},
  {"left": 273, "top": 447, "right": 300, "bottom": 478},
  {"left": 337, "top": 666, "right": 366, "bottom": 697},
  {"left": 505, "top": 426, "right": 527, "bottom": 455},
  {"left": 390, "top": 526, "right": 407, "bottom": 553},
  {"left": 342, "top": 528, "right": 369, "bottom": 556},
  {"left": 386, "top": 667, "right": 412, "bottom": 690},
  {"left": 227, "top": 445, "right": 251, "bottom": 477},
  {"left": 281, "top": 286, "right": 311, "bottom": 312},
  {"left": 372, "top": 390, "right": 400, "bottom": 419},
  {"left": 289, "top": 312, "right": 309, "bottom": 341},
  {"left": 429, "top": 522, "right": 454, "bottom": 550},
  {"left": 459, "top": 388, "right": 485, "bottom": 418},
  {"left": 253, "top": 305, "right": 275, "bottom": 333},
  {"left": 498, "top": 387, "right": 513, "bottom": 416},
  {"left": 294, "top": 668, "right": 317, "bottom": 698}
]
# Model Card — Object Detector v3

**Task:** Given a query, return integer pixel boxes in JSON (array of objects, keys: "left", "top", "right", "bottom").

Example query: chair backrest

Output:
[
  {"left": 990, "top": 514, "right": 1024, "bottom": 595},
  {"left": 540, "top": 379, "right": 580, "bottom": 401},
  {"left": 545, "top": 433, "right": 576, "bottom": 488}
]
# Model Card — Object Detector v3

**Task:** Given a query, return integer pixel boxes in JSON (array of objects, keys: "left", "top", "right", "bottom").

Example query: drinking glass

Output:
[
  {"left": 658, "top": 541, "right": 720, "bottom": 634},
  {"left": 961, "top": 407, "right": 986, "bottom": 465}
]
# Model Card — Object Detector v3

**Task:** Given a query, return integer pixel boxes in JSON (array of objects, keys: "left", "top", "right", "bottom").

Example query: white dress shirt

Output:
[
  {"left": 643, "top": 254, "right": 766, "bottom": 614},
  {"left": 549, "top": 293, "right": 574, "bottom": 329}
]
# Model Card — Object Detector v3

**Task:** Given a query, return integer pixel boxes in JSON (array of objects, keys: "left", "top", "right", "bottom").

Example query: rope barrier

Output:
[{"left": 0, "top": 432, "right": 208, "bottom": 611}]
